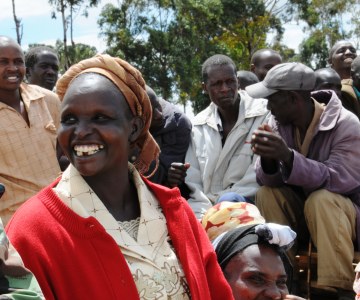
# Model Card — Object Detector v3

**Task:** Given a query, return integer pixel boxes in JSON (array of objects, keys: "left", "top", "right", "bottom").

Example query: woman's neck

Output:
[{"left": 84, "top": 170, "right": 140, "bottom": 222}]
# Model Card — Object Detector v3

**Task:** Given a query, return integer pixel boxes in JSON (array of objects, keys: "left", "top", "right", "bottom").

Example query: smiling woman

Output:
[{"left": 6, "top": 54, "right": 234, "bottom": 300}]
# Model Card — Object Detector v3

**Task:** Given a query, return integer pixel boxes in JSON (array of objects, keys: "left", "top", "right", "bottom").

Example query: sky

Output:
[
  {"left": 1, "top": 0, "right": 307, "bottom": 52},
  {"left": 0, "top": 0, "right": 120, "bottom": 51},
  {"left": 1, "top": 0, "right": 307, "bottom": 118}
]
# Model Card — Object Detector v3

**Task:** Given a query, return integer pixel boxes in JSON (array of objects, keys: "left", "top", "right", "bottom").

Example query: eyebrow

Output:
[{"left": 245, "top": 270, "right": 288, "bottom": 279}]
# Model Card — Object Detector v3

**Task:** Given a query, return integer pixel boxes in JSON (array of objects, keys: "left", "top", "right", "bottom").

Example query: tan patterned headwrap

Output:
[
  {"left": 56, "top": 54, "right": 159, "bottom": 175},
  {"left": 201, "top": 201, "right": 265, "bottom": 241}
]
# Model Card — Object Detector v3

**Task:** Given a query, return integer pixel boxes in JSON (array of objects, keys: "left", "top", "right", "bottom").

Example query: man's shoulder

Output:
[
  {"left": 240, "top": 90, "right": 269, "bottom": 118},
  {"left": 161, "top": 99, "right": 192, "bottom": 128},
  {"left": 22, "top": 83, "right": 60, "bottom": 104},
  {"left": 192, "top": 103, "right": 215, "bottom": 126}
]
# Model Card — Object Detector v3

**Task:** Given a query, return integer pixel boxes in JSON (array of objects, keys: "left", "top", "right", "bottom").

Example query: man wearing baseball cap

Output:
[{"left": 246, "top": 62, "right": 360, "bottom": 299}]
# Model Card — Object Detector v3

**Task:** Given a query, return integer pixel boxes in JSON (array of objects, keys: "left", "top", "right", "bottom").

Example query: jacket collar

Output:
[
  {"left": 312, "top": 90, "right": 342, "bottom": 131},
  {"left": 193, "top": 91, "right": 268, "bottom": 129}
]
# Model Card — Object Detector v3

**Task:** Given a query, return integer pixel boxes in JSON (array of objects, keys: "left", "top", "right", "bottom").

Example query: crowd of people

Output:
[{"left": 1, "top": 33, "right": 360, "bottom": 300}]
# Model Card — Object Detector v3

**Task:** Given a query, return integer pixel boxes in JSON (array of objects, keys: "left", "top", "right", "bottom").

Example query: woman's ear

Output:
[{"left": 128, "top": 116, "right": 144, "bottom": 143}]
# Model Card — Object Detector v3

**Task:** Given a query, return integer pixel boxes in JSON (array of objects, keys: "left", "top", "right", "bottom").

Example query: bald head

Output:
[
  {"left": 328, "top": 40, "right": 357, "bottom": 80},
  {"left": 250, "top": 49, "right": 282, "bottom": 81},
  {"left": 0, "top": 36, "right": 25, "bottom": 93},
  {"left": 0, "top": 36, "right": 20, "bottom": 48},
  {"left": 314, "top": 68, "right": 342, "bottom": 97},
  {"left": 237, "top": 70, "right": 259, "bottom": 90}
]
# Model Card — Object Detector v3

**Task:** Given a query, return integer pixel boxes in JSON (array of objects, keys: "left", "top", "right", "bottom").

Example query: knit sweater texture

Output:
[{"left": 6, "top": 177, "right": 233, "bottom": 300}]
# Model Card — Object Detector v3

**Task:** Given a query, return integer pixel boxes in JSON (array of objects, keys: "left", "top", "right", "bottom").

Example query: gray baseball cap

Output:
[{"left": 246, "top": 62, "right": 316, "bottom": 99}]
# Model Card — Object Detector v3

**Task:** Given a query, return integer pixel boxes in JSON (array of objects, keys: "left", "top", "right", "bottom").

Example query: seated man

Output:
[
  {"left": 250, "top": 48, "right": 282, "bottom": 81},
  {"left": 247, "top": 62, "right": 360, "bottom": 300},
  {"left": 144, "top": 85, "right": 192, "bottom": 196},
  {"left": 184, "top": 54, "right": 268, "bottom": 219},
  {"left": 314, "top": 67, "right": 360, "bottom": 117},
  {"left": 25, "top": 46, "right": 59, "bottom": 91}
]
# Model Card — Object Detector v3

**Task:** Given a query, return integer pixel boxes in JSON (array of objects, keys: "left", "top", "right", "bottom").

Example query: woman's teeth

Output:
[{"left": 74, "top": 145, "right": 104, "bottom": 156}]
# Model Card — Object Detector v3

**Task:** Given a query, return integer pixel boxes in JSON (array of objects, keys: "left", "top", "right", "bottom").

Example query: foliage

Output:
[
  {"left": 294, "top": 0, "right": 357, "bottom": 69},
  {"left": 55, "top": 40, "right": 97, "bottom": 73},
  {"left": 48, "top": 0, "right": 100, "bottom": 70},
  {"left": 99, "top": 0, "right": 291, "bottom": 113}
]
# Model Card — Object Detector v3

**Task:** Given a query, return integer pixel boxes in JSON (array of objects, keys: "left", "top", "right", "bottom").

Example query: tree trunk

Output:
[
  {"left": 70, "top": 3, "right": 75, "bottom": 47},
  {"left": 60, "top": 0, "right": 70, "bottom": 70},
  {"left": 11, "top": 0, "right": 22, "bottom": 45}
]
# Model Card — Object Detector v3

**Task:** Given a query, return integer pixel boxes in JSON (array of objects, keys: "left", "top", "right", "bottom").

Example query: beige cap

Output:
[{"left": 246, "top": 62, "right": 316, "bottom": 99}]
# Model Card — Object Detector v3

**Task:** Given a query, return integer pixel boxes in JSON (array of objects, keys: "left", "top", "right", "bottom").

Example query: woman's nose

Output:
[{"left": 74, "top": 121, "right": 93, "bottom": 138}]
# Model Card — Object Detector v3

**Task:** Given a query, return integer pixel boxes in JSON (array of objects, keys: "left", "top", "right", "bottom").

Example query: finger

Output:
[
  {"left": 263, "top": 124, "right": 273, "bottom": 132},
  {"left": 252, "top": 143, "right": 279, "bottom": 158}
]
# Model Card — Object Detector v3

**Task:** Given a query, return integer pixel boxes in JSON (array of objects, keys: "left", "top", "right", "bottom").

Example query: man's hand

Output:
[
  {"left": 167, "top": 163, "right": 190, "bottom": 188},
  {"left": 251, "top": 125, "right": 292, "bottom": 165}
]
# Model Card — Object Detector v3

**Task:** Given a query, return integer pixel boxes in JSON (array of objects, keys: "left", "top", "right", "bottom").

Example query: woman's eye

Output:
[
  {"left": 61, "top": 115, "right": 77, "bottom": 125},
  {"left": 94, "top": 115, "right": 110, "bottom": 122},
  {"left": 248, "top": 276, "right": 265, "bottom": 285}
]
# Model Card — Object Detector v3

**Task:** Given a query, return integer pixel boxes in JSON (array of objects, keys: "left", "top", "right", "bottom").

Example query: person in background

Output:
[
  {"left": 236, "top": 70, "right": 259, "bottom": 90},
  {"left": 328, "top": 40, "right": 357, "bottom": 81},
  {"left": 144, "top": 85, "right": 192, "bottom": 197},
  {"left": 328, "top": 40, "right": 359, "bottom": 120},
  {"left": 314, "top": 68, "right": 343, "bottom": 98},
  {"left": 250, "top": 48, "right": 283, "bottom": 81},
  {"left": 25, "top": 46, "right": 59, "bottom": 91},
  {"left": 178, "top": 54, "right": 268, "bottom": 219},
  {"left": 351, "top": 56, "right": 360, "bottom": 101},
  {"left": 6, "top": 54, "right": 233, "bottom": 300},
  {"left": 0, "top": 36, "right": 61, "bottom": 225},
  {"left": 314, "top": 67, "right": 360, "bottom": 118},
  {"left": 247, "top": 62, "right": 360, "bottom": 300},
  {"left": 202, "top": 201, "right": 305, "bottom": 300}
]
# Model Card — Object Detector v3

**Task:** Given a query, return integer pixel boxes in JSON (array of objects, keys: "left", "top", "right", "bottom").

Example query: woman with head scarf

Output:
[
  {"left": 5, "top": 54, "right": 233, "bottom": 300},
  {"left": 202, "top": 202, "right": 305, "bottom": 300}
]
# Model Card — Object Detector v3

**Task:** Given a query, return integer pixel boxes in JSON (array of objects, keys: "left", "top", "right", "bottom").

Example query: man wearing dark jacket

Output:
[{"left": 145, "top": 86, "right": 192, "bottom": 196}]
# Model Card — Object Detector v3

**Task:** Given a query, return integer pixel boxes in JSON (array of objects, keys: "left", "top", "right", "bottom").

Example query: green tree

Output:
[
  {"left": 55, "top": 39, "right": 97, "bottom": 73},
  {"left": 294, "top": 0, "right": 355, "bottom": 69},
  {"left": 98, "top": 0, "right": 303, "bottom": 113},
  {"left": 49, "top": 0, "right": 100, "bottom": 70}
]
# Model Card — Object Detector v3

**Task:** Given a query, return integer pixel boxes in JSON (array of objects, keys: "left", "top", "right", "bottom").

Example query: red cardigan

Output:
[{"left": 6, "top": 177, "right": 234, "bottom": 300}]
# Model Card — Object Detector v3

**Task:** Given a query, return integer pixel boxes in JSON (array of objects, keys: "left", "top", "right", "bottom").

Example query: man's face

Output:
[
  {"left": 27, "top": 51, "right": 59, "bottom": 90},
  {"left": 224, "top": 244, "right": 288, "bottom": 300},
  {"left": 203, "top": 63, "right": 239, "bottom": 110},
  {"left": 331, "top": 42, "right": 357, "bottom": 72},
  {"left": 0, "top": 42, "right": 25, "bottom": 92},
  {"left": 266, "top": 91, "right": 295, "bottom": 125},
  {"left": 149, "top": 95, "right": 164, "bottom": 131},
  {"left": 252, "top": 53, "right": 282, "bottom": 81},
  {"left": 351, "top": 62, "right": 360, "bottom": 90}
]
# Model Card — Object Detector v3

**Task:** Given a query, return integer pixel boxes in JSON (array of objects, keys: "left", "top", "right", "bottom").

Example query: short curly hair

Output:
[
  {"left": 25, "top": 46, "right": 58, "bottom": 69},
  {"left": 202, "top": 54, "right": 237, "bottom": 83}
]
